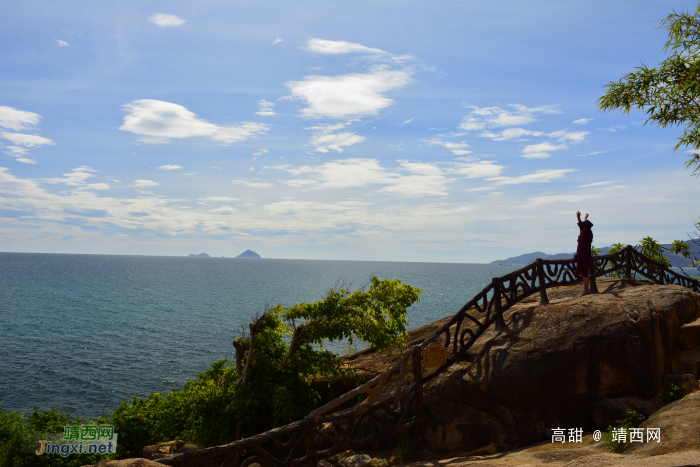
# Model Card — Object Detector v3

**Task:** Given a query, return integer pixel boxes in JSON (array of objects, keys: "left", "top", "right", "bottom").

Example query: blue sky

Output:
[{"left": 1, "top": 1, "right": 698, "bottom": 262}]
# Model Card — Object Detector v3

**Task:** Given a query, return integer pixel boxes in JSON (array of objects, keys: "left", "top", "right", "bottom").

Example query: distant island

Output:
[
  {"left": 491, "top": 240, "right": 698, "bottom": 267},
  {"left": 188, "top": 253, "right": 210, "bottom": 257},
  {"left": 236, "top": 250, "right": 261, "bottom": 259}
]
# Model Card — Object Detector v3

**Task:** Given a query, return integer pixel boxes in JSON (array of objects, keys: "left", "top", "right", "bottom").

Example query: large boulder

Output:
[
  {"left": 142, "top": 440, "right": 185, "bottom": 460},
  {"left": 334, "top": 279, "right": 699, "bottom": 456},
  {"left": 411, "top": 279, "right": 699, "bottom": 454},
  {"left": 592, "top": 397, "right": 659, "bottom": 429},
  {"left": 625, "top": 390, "right": 700, "bottom": 457}
]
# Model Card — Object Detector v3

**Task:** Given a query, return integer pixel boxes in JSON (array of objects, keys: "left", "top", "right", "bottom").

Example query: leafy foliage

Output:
[
  {"left": 657, "top": 382, "right": 685, "bottom": 404},
  {"left": 111, "top": 275, "right": 421, "bottom": 455},
  {"left": 603, "top": 237, "right": 694, "bottom": 279},
  {"left": 601, "top": 410, "right": 645, "bottom": 454},
  {"left": 598, "top": 3, "right": 700, "bottom": 174},
  {"left": 0, "top": 408, "right": 116, "bottom": 467},
  {"left": 231, "top": 276, "right": 421, "bottom": 437}
]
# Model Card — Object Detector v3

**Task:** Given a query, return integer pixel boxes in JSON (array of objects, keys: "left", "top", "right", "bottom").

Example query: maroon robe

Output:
[{"left": 576, "top": 221, "right": 593, "bottom": 277}]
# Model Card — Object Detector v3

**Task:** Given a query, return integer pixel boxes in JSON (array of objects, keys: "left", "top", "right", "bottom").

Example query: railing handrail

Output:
[{"left": 158, "top": 245, "right": 700, "bottom": 467}]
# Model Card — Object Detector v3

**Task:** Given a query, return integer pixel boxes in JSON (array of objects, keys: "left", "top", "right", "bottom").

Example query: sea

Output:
[{"left": 0, "top": 252, "right": 518, "bottom": 420}]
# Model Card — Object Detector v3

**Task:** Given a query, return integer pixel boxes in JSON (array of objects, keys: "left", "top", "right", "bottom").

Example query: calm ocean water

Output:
[{"left": 0, "top": 253, "right": 517, "bottom": 419}]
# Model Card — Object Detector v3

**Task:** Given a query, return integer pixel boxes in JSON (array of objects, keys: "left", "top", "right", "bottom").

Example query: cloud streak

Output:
[{"left": 305, "top": 38, "right": 388, "bottom": 55}]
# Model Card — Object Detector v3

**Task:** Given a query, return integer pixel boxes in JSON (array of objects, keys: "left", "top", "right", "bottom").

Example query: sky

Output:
[{"left": 1, "top": 1, "right": 699, "bottom": 263}]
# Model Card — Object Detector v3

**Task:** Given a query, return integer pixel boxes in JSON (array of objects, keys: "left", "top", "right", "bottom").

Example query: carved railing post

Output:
[
  {"left": 536, "top": 259, "right": 549, "bottom": 305},
  {"left": 412, "top": 347, "right": 424, "bottom": 449},
  {"left": 588, "top": 260, "right": 599, "bottom": 294},
  {"left": 625, "top": 245, "right": 633, "bottom": 279},
  {"left": 305, "top": 424, "right": 317, "bottom": 466},
  {"left": 492, "top": 278, "right": 506, "bottom": 330}
]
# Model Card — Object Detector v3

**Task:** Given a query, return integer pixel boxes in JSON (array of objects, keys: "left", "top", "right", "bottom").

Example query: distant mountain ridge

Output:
[
  {"left": 188, "top": 253, "right": 210, "bottom": 257},
  {"left": 490, "top": 240, "right": 699, "bottom": 268}
]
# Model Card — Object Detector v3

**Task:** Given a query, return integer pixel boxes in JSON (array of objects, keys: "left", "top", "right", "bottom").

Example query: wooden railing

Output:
[{"left": 158, "top": 245, "right": 699, "bottom": 467}]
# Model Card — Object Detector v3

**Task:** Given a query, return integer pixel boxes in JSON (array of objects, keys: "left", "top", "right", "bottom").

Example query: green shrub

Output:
[
  {"left": 0, "top": 407, "right": 116, "bottom": 467},
  {"left": 601, "top": 410, "right": 645, "bottom": 453},
  {"left": 657, "top": 383, "right": 685, "bottom": 405}
]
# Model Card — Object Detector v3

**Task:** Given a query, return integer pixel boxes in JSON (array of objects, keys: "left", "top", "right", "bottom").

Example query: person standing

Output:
[{"left": 576, "top": 211, "right": 594, "bottom": 296}]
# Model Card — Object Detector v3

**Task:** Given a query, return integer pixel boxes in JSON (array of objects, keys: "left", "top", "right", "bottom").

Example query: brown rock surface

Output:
[
  {"left": 89, "top": 459, "right": 166, "bottom": 467},
  {"left": 625, "top": 390, "right": 700, "bottom": 456},
  {"left": 338, "top": 279, "right": 700, "bottom": 455},
  {"left": 393, "top": 432, "right": 700, "bottom": 466},
  {"left": 142, "top": 440, "right": 185, "bottom": 460}
]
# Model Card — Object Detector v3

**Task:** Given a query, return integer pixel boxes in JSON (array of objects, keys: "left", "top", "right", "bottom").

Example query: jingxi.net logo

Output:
[{"left": 31, "top": 424, "right": 118, "bottom": 457}]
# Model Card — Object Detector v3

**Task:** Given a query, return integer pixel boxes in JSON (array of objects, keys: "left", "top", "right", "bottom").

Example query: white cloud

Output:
[
  {"left": 425, "top": 138, "right": 472, "bottom": 155},
  {"left": 149, "top": 13, "right": 186, "bottom": 27},
  {"left": 379, "top": 160, "right": 450, "bottom": 196},
  {"left": 2, "top": 133, "right": 54, "bottom": 147},
  {"left": 209, "top": 205, "right": 236, "bottom": 215},
  {"left": 487, "top": 169, "right": 576, "bottom": 185},
  {"left": 578, "top": 180, "right": 621, "bottom": 187},
  {"left": 5, "top": 146, "right": 36, "bottom": 164},
  {"left": 2, "top": 132, "right": 54, "bottom": 163},
  {"left": 522, "top": 142, "right": 568, "bottom": 159},
  {"left": 256, "top": 100, "right": 276, "bottom": 116},
  {"left": 286, "top": 68, "right": 412, "bottom": 119},
  {"left": 285, "top": 158, "right": 388, "bottom": 189},
  {"left": 133, "top": 179, "right": 160, "bottom": 188},
  {"left": 305, "top": 38, "right": 387, "bottom": 55},
  {"left": 231, "top": 178, "right": 272, "bottom": 188},
  {"left": 120, "top": 99, "right": 268, "bottom": 144},
  {"left": 573, "top": 118, "right": 593, "bottom": 125},
  {"left": 460, "top": 104, "right": 560, "bottom": 131},
  {"left": 54, "top": 40, "right": 68, "bottom": 47},
  {"left": 451, "top": 161, "right": 505, "bottom": 178},
  {"left": 85, "top": 183, "right": 110, "bottom": 191},
  {"left": 273, "top": 37, "right": 282, "bottom": 45},
  {"left": 522, "top": 152, "right": 552, "bottom": 159},
  {"left": 548, "top": 130, "right": 588, "bottom": 143},
  {"left": 45, "top": 166, "right": 96, "bottom": 186},
  {"left": 596, "top": 125, "right": 627, "bottom": 132},
  {"left": 576, "top": 150, "right": 610, "bottom": 157},
  {"left": 198, "top": 196, "right": 239, "bottom": 202},
  {"left": 280, "top": 158, "right": 450, "bottom": 196},
  {"left": 479, "top": 128, "right": 544, "bottom": 141},
  {"left": 0, "top": 106, "right": 41, "bottom": 131},
  {"left": 305, "top": 122, "right": 365, "bottom": 153},
  {"left": 310, "top": 132, "right": 365, "bottom": 153},
  {"left": 400, "top": 117, "right": 417, "bottom": 125},
  {"left": 0, "top": 167, "right": 228, "bottom": 235},
  {"left": 252, "top": 149, "right": 268, "bottom": 161},
  {"left": 157, "top": 164, "right": 182, "bottom": 170}
]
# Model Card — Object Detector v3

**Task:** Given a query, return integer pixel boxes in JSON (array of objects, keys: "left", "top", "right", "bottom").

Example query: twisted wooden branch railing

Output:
[{"left": 158, "top": 245, "right": 699, "bottom": 467}]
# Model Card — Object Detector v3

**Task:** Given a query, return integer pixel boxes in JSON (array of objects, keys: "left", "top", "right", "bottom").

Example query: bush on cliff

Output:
[
  {"left": 0, "top": 407, "right": 115, "bottom": 467},
  {"left": 110, "top": 275, "right": 421, "bottom": 456}
]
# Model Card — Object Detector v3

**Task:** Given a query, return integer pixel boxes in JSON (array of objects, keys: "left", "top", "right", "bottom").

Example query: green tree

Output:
[
  {"left": 111, "top": 276, "right": 421, "bottom": 454},
  {"left": 604, "top": 238, "right": 693, "bottom": 279},
  {"left": 231, "top": 276, "right": 421, "bottom": 439},
  {"left": 598, "top": 3, "right": 700, "bottom": 175}
]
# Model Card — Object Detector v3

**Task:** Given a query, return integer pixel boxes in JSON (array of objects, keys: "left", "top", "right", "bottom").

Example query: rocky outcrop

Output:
[
  {"left": 592, "top": 397, "right": 659, "bottom": 429},
  {"left": 340, "top": 278, "right": 700, "bottom": 455},
  {"left": 142, "top": 440, "right": 185, "bottom": 460},
  {"left": 625, "top": 390, "right": 700, "bottom": 456},
  {"left": 86, "top": 459, "right": 166, "bottom": 467}
]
